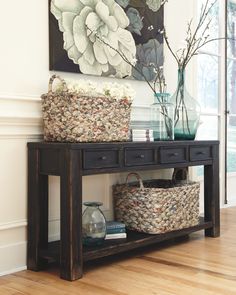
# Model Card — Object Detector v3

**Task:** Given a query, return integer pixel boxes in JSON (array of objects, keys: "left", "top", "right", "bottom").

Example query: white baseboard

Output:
[
  {"left": 0, "top": 266, "right": 27, "bottom": 277},
  {"left": 0, "top": 241, "right": 26, "bottom": 276},
  {"left": 0, "top": 229, "right": 62, "bottom": 277}
]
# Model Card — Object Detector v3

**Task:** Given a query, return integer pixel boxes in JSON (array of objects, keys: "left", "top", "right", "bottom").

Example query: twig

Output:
[{"left": 164, "top": 0, "right": 217, "bottom": 70}]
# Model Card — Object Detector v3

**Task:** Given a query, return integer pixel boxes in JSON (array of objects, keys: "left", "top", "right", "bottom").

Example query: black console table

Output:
[{"left": 27, "top": 140, "right": 220, "bottom": 281}]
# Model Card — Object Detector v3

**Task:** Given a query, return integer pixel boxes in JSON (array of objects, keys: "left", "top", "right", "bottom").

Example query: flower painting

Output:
[{"left": 49, "top": 0, "right": 164, "bottom": 81}]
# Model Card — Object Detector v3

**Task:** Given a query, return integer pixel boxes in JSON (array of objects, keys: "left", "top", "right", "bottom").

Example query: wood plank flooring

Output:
[{"left": 1, "top": 207, "right": 236, "bottom": 295}]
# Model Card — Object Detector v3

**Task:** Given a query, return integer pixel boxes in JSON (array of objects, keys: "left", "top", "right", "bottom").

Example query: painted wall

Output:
[{"left": 0, "top": 0, "right": 195, "bottom": 275}]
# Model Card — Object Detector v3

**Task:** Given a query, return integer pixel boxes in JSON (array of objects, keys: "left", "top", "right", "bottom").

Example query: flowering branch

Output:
[
  {"left": 162, "top": 0, "right": 220, "bottom": 137},
  {"left": 163, "top": 0, "right": 217, "bottom": 70}
]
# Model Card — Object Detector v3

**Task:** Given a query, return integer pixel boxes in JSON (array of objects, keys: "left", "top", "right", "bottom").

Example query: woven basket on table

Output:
[
  {"left": 113, "top": 172, "right": 200, "bottom": 234},
  {"left": 41, "top": 75, "right": 132, "bottom": 142}
]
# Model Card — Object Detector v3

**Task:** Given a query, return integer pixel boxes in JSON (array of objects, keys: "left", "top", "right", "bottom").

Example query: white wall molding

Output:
[
  {"left": 0, "top": 95, "right": 41, "bottom": 117},
  {"left": 0, "top": 122, "right": 43, "bottom": 137},
  {"left": 0, "top": 220, "right": 27, "bottom": 231},
  {"left": 0, "top": 218, "right": 64, "bottom": 232},
  {"left": 0, "top": 95, "right": 43, "bottom": 136}
]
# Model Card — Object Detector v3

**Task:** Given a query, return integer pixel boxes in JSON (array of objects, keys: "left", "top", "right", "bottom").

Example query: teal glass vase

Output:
[
  {"left": 170, "top": 68, "right": 201, "bottom": 140},
  {"left": 82, "top": 202, "right": 106, "bottom": 246},
  {"left": 150, "top": 93, "right": 174, "bottom": 141}
]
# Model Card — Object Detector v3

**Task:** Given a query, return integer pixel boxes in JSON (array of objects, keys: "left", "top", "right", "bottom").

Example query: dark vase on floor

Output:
[{"left": 170, "top": 68, "right": 201, "bottom": 140}]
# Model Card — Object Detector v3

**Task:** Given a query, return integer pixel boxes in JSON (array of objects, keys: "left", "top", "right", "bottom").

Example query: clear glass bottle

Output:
[
  {"left": 82, "top": 202, "right": 106, "bottom": 246},
  {"left": 170, "top": 68, "right": 201, "bottom": 140},
  {"left": 150, "top": 93, "right": 174, "bottom": 141}
]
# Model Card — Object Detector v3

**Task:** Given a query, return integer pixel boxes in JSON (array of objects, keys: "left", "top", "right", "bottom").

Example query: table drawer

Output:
[
  {"left": 160, "top": 147, "right": 188, "bottom": 164},
  {"left": 125, "top": 148, "right": 156, "bottom": 166},
  {"left": 190, "top": 146, "right": 212, "bottom": 161},
  {"left": 83, "top": 149, "right": 120, "bottom": 169}
]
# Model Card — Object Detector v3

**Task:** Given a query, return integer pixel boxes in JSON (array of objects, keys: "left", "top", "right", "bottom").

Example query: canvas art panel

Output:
[{"left": 49, "top": 0, "right": 164, "bottom": 81}]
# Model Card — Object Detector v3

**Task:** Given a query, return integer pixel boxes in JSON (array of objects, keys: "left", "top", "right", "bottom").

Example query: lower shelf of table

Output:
[{"left": 40, "top": 218, "right": 213, "bottom": 263}]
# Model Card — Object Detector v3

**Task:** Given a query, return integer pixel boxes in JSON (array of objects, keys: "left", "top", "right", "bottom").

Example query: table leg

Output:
[
  {"left": 60, "top": 149, "right": 83, "bottom": 281},
  {"left": 204, "top": 145, "right": 220, "bottom": 237},
  {"left": 27, "top": 148, "right": 48, "bottom": 270}
]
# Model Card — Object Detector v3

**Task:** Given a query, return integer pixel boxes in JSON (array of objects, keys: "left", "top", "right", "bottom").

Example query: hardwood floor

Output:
[{"left": 1, "top": 207, "right": 236, "bottom": 295}]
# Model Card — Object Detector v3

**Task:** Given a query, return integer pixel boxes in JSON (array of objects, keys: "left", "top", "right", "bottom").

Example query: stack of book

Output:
[
  {"left": 131, "top": 129, "right": 154, "bottom": 142},
  {"left": 105, "top": 221, "right": 127, "bottom": 240}
]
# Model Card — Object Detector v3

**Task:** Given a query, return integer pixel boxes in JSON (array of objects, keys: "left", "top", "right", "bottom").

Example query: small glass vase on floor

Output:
[
  {"left": 82, "top": 201, "right": 106, "bottom": 246},
  {"left": 150, "top": 93, "right": 174, "bottom": 141}
]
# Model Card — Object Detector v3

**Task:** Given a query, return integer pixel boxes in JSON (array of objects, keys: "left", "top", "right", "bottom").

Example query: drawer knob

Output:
[
  {"left": 197, "top": 151, "right": 206, "bottom": 155},
  {"left": 137, "top": 154, "right": 145, "bottom": 159},
  {"left": 100, "top": 156, "right": 107, "bottom": 160},
  {"left": 170, "top": 152, "right": 178, "bottom": 157}
]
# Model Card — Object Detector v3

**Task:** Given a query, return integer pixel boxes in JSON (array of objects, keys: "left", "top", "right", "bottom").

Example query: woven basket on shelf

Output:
[
  {"left": 41, "top": 75, "right": 132, "bottom": 142},
  {"left": 113, "top": 171, "right": 200, "bottom": 234}
]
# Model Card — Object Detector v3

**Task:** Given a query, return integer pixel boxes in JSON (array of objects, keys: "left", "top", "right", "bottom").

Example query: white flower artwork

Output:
[
  {"left": 51, "top": 0, "right": 136, "bottom": 78},
  {"left": 49, "top": 0, "right": 164, "bottom": 80}
]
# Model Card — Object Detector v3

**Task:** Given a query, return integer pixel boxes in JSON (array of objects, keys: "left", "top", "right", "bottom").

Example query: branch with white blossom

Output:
[{"left": 163, "top": 0, "right": 218, "bottom": 69}]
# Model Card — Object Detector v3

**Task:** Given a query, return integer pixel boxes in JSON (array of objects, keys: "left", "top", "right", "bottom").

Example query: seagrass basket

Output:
[
  {"left": 113, "top": 172, "right": 200, "bottom": 234},
  {"left": 41, "top": 75, "right": 132, "bottom": 142}
]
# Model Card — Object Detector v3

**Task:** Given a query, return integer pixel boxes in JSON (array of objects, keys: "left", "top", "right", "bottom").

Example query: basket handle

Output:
[
  {"left": 48, "top": 75, "right": 68, "bottom": 93},
  {"left": 126, "top": 173, "right": 144, "bottom": 190}
]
